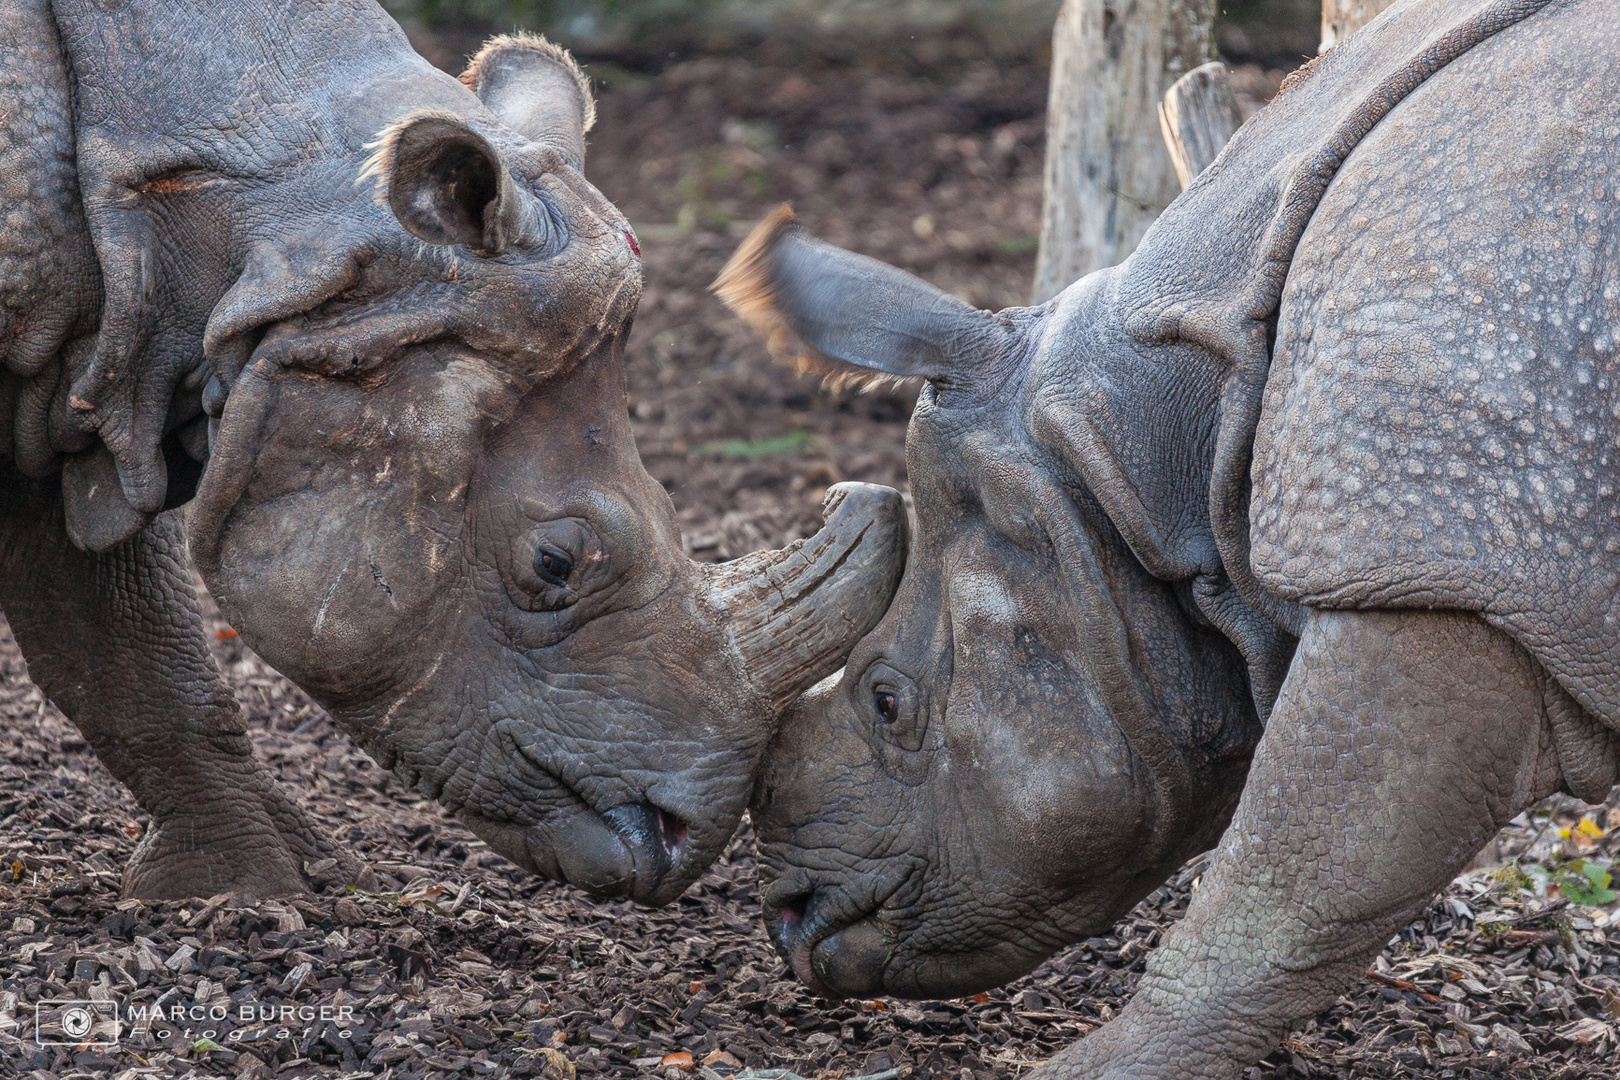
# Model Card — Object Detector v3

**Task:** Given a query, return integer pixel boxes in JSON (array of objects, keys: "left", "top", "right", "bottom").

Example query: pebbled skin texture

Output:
[
  {"left": 1251, "top": 0, "right": 1620, "bottom": 726},
  {"left": 732, "top": 0, "right": 1620, "bottom": 1076},
  {"left": 0, "top": 1, "right": 907, "bottom": 903},
  {"left": 1036, "top": 609, "right": 1562, "bottom": 1080},
  {"left": 0, "top": 471, "right": 371, "bottom": 899}
]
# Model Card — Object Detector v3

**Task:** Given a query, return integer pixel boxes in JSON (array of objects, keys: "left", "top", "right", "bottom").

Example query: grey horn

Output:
[{"left": 708, "top": 483, "right": 909, "bottom": 715}]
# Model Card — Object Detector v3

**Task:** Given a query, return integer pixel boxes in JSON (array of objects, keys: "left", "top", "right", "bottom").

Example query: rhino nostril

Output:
[{"left": 772, "top": 891, "right": 813, "bottom": 948}]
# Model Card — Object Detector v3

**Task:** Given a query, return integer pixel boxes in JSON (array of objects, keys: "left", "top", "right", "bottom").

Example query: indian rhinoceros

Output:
[
  {"left": 718, "top": 0, "right": 1615, "bottom": 1075},
  {"left": 0, "top": 0, "right": 906, "bottom": 905}
]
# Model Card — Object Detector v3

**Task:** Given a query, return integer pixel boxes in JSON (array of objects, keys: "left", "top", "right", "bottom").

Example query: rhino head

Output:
[
  {"left": 716, "top": 210, "right": 1272, "bottom": 996},
  {"left": 167, "top": 40, "right": 907, "bottom": 905}
]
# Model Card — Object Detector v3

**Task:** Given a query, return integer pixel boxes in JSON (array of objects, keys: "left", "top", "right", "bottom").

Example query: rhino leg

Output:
[
  {"left": 1038, "top": 608, "right": 1558, "bottom": 1080},
  {"left": 0, "top": 477, "right": 372, "bottom": 900}
]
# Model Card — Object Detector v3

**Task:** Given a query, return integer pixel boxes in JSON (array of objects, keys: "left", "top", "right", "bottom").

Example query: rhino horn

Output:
[
  {"left": 461, "top": 33, "right": 595, "bottom": 170},
  {"left": 714, "top": 206, "right": 1016, "bottom": 394},
  {"left": 707, "top": 483, "right": 909, "bottom": 716}
]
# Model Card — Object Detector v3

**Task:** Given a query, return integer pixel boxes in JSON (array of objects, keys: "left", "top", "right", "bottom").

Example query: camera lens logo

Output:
[
  {"left": 36, "top": 1000, "right": 120, "bottom": 1047},
  {"left": 62, "top": 1007, "right": 93, "bottom": 1039}
]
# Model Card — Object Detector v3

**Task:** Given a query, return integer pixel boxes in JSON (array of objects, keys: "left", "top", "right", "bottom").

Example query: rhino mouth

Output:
[
  {"left": 596, "top": 801, "right": 691, "bottom": 892},
  {"left": 458, "top": 777, "right": 697, "bottom": 905},
  {"left": 763, "top": 874, "right": 912, "bottom": 999}
]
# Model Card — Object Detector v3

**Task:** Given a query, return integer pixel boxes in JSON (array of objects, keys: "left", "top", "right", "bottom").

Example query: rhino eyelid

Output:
[{"left": 534, "top": 545, "right": 574, "bottom": 586}]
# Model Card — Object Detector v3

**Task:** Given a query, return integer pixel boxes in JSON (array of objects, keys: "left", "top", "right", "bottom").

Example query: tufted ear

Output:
[
  {"left": 714, "top": 206, "right": 1016, "bottom": 392},
  {"left": 460, "top": 33, "right": 595, "bottom": 170},
  {"left": 362, "top": 111, "right": 527, "bottom": 255}
]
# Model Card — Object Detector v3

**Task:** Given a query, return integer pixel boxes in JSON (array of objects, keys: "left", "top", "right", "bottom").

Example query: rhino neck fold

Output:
[{"left": 1068, "top": 0, "right": 1556, "bottom": 716}]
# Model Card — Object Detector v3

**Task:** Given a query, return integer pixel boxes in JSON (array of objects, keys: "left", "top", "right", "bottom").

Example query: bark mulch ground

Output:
[{"left": 3, "top": 36, "right": 1619, "bottom": 1080}]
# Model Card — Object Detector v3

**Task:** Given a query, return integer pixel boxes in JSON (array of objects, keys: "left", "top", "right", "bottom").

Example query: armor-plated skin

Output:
[
  {"left": 720, "top": 0, "right": 1618, "bottom": 1076},
  {"left": 0, "top": 0, "right": 907, "bottom": 904}
]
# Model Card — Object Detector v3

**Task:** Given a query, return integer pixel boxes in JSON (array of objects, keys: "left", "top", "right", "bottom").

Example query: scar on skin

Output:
[
  {"left": 380, "top": 654, "right": 443, "bottom": 729},
  {"left": 138, "top": 170, "right": 223, "bottom": 195},
  {"left": 311, "top": 558, "right": 352, "bottom": 638},
  {"left": 369, "top": 556, "right": 395, "bottom": 597}
]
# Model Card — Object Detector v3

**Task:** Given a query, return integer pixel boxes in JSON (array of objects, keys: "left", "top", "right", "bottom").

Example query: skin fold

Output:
[
  {"left": 0, "top": 0, "right": 906, "bottom": 903},
  {"left": 721, "top": 0, "right": 1620, "bottom": 1075}
]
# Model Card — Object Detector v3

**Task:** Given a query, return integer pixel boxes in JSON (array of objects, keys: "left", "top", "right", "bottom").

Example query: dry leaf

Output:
[
  {"left": 661, "top": 1051, "right": 696, "bottom": 1071},
  {"left": 537, "top": 1047, "right": 575, "bottom": 1079}
]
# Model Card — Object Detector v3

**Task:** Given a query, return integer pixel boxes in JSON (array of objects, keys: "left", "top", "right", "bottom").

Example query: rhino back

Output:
[{"left": 1251, "top": 0, "right": 1620, "bottom": 724}]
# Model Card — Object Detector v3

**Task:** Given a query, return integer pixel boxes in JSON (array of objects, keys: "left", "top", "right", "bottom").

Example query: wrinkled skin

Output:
[
  {"left": 735, "top": 243, "right": 1265, "bottom": 1001},
  {"left": 726, "top": 0, "right": 1620, "bottom": 1075},
  {"left": 0, "top": 0, "right": 905, "bottom": 904}
]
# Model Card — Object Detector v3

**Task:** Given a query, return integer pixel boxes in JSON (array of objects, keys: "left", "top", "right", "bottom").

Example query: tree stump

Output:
[
  {"left": 1032, "top": 0, "right": 1217, "bottom": 304},
  {"left": 1157, "top": 60, "right": 1241, "bottom": 190},
  {"left": 1321, "top": 0, "right": 1397, "bottom": 51}
]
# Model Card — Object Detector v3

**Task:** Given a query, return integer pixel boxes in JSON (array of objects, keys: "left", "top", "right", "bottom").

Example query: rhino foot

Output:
[{"left": 123, "top": 780, "right": 374, "bottom": 902}]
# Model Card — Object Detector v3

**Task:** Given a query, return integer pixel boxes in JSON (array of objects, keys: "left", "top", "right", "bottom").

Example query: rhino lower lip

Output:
[
  {"left": 776, "top": 900, "right": 838, "bottom": 997},
  {"left": 767, "top": 867, "right": 921, "bottom": 997},
  {"left": 771, "top": 892, "right": 868, "bottom": 998}
]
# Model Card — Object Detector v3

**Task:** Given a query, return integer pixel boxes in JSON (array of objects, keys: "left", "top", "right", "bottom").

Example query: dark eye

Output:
[
  {"left": 535, "top": 547, "right": 573, "bottom": 586},
  {"left": 873, "top": 690, "right": 897, "bottom": 723}
]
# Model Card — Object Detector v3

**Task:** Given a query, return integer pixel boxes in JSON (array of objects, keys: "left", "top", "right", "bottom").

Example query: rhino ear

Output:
[
  {"left": 461, "top": 33, "right": 595, "bottom": 170},
  {"left": 364, "top": 111, "right": 525, "bottom": 255},
  {"left": 714, "top": 207, "right": 1014, "bottom": 392}
]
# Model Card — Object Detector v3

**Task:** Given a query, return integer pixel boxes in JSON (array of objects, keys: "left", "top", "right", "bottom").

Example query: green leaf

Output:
[
  {"left": 1554, "top": 861, "right": 1618, "bottom": 905},
  {"left": 192, "top": 1036, "right": 224, "bottom": 1053}
]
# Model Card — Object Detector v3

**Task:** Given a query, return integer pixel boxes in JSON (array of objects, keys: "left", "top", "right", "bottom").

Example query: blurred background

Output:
[
  {"left": 383, "top": 0, "right": 1318, "bottom": 564},
  {"left": 382, "top": 0, "right": 1318, "bottom": 65}
]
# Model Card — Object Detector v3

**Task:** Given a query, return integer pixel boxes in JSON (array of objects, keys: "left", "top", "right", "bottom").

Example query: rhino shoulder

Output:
[{"left": 1251, "top": 0, "right": 1620, "bottom": 725}]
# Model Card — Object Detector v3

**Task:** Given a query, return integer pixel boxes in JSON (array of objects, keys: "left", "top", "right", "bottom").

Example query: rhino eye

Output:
[
  {"left": 860, "top": 663, "right": 931, "bottom": 778},
  {"left": 535, "top": 546, "right": 574, "bottom": 586}
]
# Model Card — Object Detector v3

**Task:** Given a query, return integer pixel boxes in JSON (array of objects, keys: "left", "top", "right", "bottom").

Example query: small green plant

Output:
[
  {"left": 1555, "top": 860, "right": 1618, "bottom": 906},
  {"left": 697, "top": 430, "right": 815, "bottom": 459},
  {"left": 1489, "top": 863, "right": 1535, "bottom": 892},
  {"left": 997, "top": 235, "right": 1039, "bottom": 256}
]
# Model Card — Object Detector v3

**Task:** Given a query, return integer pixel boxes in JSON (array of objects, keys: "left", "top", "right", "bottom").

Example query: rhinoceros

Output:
[
  {"left": 0, "top": 0, "right": 906, "bottom": 905},
  {"left": 719, "top": 0, "right": 1616, "bottom": 1075}
]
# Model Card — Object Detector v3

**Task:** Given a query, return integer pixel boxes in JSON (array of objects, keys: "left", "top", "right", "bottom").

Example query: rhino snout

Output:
[
  {"left": 762, "top": 869, "right": 908, "bottom": 1000},
  {"left": 550, "top": 802, "right": 692, "bottom": 902},
  {"left": 461, "top": 800, "right": 693, "bottom": 903},
  {"left": 770, "top": 894, "right": 888, "bottom": 999},
  {"left": 594, "top": 802, "right": 690, "bottom": 894}
]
